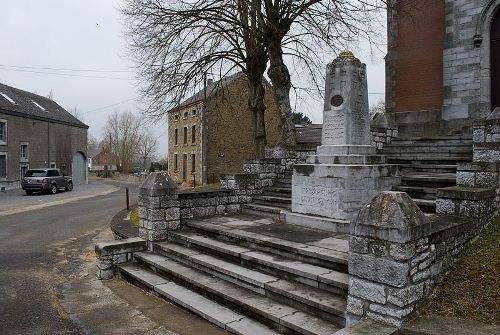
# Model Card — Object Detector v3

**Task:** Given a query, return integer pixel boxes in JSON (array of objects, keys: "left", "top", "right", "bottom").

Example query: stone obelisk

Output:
[{"left": 287, "top": 52, "right": 400, "bottom": 229}]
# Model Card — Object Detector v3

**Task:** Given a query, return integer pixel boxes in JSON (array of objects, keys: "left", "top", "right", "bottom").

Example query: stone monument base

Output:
[{"left": 290, "top": 145, "right": 400, "bottom": 225}]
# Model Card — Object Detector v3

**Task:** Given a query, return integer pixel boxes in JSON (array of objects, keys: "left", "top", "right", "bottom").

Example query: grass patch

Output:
[
  {"left": 424, "top": 215, "right": 500, "bottom": 324},
  {"left": 130, "top": 208, "right": 140, "bottom": 227}
]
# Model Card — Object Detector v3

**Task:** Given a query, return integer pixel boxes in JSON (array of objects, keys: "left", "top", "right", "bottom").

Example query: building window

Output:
[
  {"left": 20, "top": 164, "right": 29, "bottom": 179},
  {"left": 0, "top": 119, "right": 7, "bottom": 145},
  {"left": 0, "top": 153, "right": 6, "bottom": 179},
  {"left": 192, "top": 109, "right": 197, "bottom": 117},
  {"left": 174, "top": 128, "right": 178, "bottom": 146},
  {"left": 50, "top": 162, "right": 56, "bottom": 168},
  {"left": 20, "top": 142, "right": 29, "bottom": 162},
  {"left": 174, "top": 154, "right": 178, "bottom": 171},
  {"left": 191, "top": 154, "right": 196, "bottom": 173},
  {"left": 183, "top": 111, "right": 188, "bottom": 119},
  {"left": 174, "top": 114, "right": 179, "bottom": 121},
  {"left": 183, "top": 126, "right": 188, "bottom": 145},
  {"left": 191, "top": 125, "right": 196, "bottom": 143}
]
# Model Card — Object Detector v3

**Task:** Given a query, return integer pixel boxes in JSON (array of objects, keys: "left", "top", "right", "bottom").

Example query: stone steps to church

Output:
[
  {"left": 389, "top": 136, "right": 472, "bottom": 145},
  {"left": 119, "top": 260, "right": 344, "bottom": 335},
  {"left": 241, "top": 203, "right": 288, "bottom": 217},
  {"left": 118, "top": 244, "right": 347, "bottom": 334},
  {"left": 393, "top": 185, "right": 437, "bottom": 200},
  {"left": 183, "top": 220, "right": 349, "bottom": 270},
  {"left": 273, "top": 180, "right": 292, "bottom": 188},
  {"left": 155, "top": 237, "right": 348, "bottom": 296},
  {"left": 412, "top": 198, "right": 437, "bottom": 213},
  {"left": 400, "top": 173, "right": 456, "bottom": 188},
  {"left": 266, "top": 187, "right": 292, "bottom": 194},
  {"left": 118, "top": 262, "right": 281, "bottom": 335},
  {"left": 254, "top": 195, "right": 292, "bottom": 204},
  {"left": 398, "top": 164, "right": 458, "bottom": 174}
]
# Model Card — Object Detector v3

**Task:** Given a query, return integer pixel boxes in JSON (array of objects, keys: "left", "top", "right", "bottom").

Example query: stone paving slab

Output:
[
  {"left": 226, "top": 317, "right": 280, "bottom": 335},
  {"left": 280, "top": 311, "right": 341, "bottom": 335},
  {"left": 154, "top": 282, "right": 244, "bottom": 329}
]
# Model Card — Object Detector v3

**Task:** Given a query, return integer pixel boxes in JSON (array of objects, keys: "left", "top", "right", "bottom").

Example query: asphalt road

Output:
[{"left": 0, "top": 181, "right": 139, "bottom": 335}]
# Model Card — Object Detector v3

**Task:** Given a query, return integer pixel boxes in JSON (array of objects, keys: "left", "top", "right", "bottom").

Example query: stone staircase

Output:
[
  {"left": 381, "top": 135, "right": 473, "bottom": 213},
  {"left": 241, "top": 171, "right": 292, "bottom": 217},
  {"left": 117, "top": 216, "right": 349, "bottom": 335}
]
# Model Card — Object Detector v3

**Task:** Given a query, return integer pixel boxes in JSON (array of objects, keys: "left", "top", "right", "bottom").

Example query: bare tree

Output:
[
  {"left": 137, "top": 130, "right": 159, "bottom": 171},
  {"left": 103, "top": 111, "right": 143, "bottom": 173},
  {"left": 121, "top": 0, "right": 270, "bottom": 158}
]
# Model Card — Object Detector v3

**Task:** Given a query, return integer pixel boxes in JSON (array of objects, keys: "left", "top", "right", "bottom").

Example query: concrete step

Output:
[
  {"left": 393, "top": 185, "right": 437, "bottom": 200},
  {"left": 117, "top": 262, "right": 282, "bottom": 335},
  {"left": 387, "top": 156, "right": 472, "bottom": 164},
  {"left": 266, "top": 186, "right": 292, "bottom": 193},
  {"left": 241, "top": 203, "right": 289, "bottom": 217},
  {"left": 183, "top": 221, "right": 349, "bottom": 270},
  {"left": 130, "top": 252, "right": 346, "bottom": 332},
  {"left": 400, "top": 173, "right": 456, "bottom": 188},
  {"left": 254, "top": 195, "right": 292, "bottom": 204},
  {"left": 154, "top": 242, "right": 348, "bottom": 296},
  {"left": 412, "top": 198, "right": 436, "bottom": 213},
  {"left": 398, "top": 164, "right": 457, "bottom": 174},
  {"left": 273, "top": 181, "right": 292, "bottom": 188}
]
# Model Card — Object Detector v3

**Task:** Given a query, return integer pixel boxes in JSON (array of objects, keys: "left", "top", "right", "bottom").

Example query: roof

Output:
[
  {"left": 0, "top": 83, "right": 88, "bottom": 128},
  {"left": 88, "top": 148, "right": 103, "bottom": 158},
  {"left": 296, "top": 124, "right": 322, "bottom": 144},
  {"left": 170, "top": 72, "right": 247, "bottom": 112}
]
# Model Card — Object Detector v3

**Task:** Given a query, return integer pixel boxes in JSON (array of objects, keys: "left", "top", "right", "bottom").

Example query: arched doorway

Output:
[
  {"left": 492, "top": 11, "right": 500, "bottom": 109},
  {"left": 72, "top": 151, "right": 87, "bottom": 185}
]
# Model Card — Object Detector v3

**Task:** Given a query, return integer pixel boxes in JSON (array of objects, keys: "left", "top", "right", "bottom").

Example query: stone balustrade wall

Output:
[
  {"left": 178, "top": 189, "right": 241, "bottom": 220},
  {"left": 346, "top": 191, "right": 496, "bottom": 328},
  {"left": 371, "top": 127, "right": 398, "bottom": 150}
]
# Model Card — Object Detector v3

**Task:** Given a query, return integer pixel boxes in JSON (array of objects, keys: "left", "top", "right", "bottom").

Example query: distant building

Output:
[
  {"left": 167, "top": 72, "right": 283, "bottom": 185},
  {"left": 386, "top": 0, "right": 500, "bottom": 136},
  {"left": 88, "top": 148, "right": 117, "bottom": 172},
  {"left": 0, "top": 83, "right": 88, "bottom": 190},
  {"left": 295, "top": 123, "right": 322, "bottom": 146}
]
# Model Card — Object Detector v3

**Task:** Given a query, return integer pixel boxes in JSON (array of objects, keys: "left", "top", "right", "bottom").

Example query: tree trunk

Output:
[
  {"left": 267, "top": 40, "right": 297, "bottom": 146},
  {"left": 248, "top": 73, "right": 267, "bottom": 159}
]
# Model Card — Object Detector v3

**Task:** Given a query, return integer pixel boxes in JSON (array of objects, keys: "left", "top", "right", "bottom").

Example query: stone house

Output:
[
  {"left": 167, "top": 72, "right": 283, "bottom": 185},
  {"left": 0, "top": 83, "right": 88, "bottom": 190},
  {"left": 386, "top": 0, "right": 500, "bottom": 136}
]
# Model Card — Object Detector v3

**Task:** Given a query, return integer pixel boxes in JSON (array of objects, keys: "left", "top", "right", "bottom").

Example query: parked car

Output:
[{"left": 21, "top": 168, "right": 73, "bottom": 195}]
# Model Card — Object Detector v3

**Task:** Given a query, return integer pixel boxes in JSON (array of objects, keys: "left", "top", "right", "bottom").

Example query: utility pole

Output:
[{"left": 201, "top": 71, "right": 208, "bottom": 185}]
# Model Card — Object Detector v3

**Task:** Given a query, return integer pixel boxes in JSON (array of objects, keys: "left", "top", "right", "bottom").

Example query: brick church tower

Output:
[{"left": 386, "top": 0, "right": 500, "bottom": 136}]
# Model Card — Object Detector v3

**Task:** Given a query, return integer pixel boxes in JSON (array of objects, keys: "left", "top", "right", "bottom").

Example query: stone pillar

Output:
[
  {"left": 138, "top": 172, "right": 180, "bottom": 246},
  {"left": 347, "top": 192, "right": 431, "bottom": 328},
  {"left": 290, "top": 52, "right": 400, "bottom": 225}
]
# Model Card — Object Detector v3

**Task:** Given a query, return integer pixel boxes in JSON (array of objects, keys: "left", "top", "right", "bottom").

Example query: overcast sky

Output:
[{"left": 0, "top": 1, "right": 387, "bottom": 157}]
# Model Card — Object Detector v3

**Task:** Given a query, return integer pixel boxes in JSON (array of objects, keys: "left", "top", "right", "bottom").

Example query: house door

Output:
[
  {"left": 72, "top": 151, "right": 87, "bottom": 185},
  {"left": 182, "top": 154, "right": 187, "bottom": 181},
  {"left": 492, "top": 12, "right": 500, "bottom": 109}
]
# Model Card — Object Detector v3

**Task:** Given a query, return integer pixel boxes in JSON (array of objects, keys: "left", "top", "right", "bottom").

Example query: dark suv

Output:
[{"left": 21, "top": 168, "right": 73, "bottom": 195}]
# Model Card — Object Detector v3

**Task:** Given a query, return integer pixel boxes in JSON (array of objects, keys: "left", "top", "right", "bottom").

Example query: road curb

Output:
[{"left": 0, "top": 186, "right": 120, "bottom": 217}]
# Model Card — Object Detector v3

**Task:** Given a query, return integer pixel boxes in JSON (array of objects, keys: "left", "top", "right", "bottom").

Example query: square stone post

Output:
[
  {"left": 138, "top": 172, "right": 180, "bottom": 248},
  {"left": 347, "top": 192, "right": 432, "bottom": 328}
]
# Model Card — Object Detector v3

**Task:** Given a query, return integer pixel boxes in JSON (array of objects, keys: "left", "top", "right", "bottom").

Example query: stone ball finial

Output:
[
  {"left": 353, "top": 191, "right": 430, "bottom": 243},
  {"left": 139, "top": 172, "right": 179, "bottom": 197}
]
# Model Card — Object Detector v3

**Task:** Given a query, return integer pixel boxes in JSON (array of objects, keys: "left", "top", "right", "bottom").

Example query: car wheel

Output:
[
  {"left": 50, "top": 184, "right": 57, "bottom": 194},
  {"left": 25, "top": 190, "right": 33, "bottom": 195},
  {"left": 66, "top": 182, "right": 73, "bottom": 191}
]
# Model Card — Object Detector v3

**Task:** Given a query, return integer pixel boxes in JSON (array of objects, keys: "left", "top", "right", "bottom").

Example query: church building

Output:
[{"left": 386, "top": 0, "right": 500, "bottom": 136}]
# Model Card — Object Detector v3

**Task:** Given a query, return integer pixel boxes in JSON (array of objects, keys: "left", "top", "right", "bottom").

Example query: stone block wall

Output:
[
  {"left": 347, "top": 191, "right": 496, "bottom": 328},
  {"left": 264, "top": 145, "right": 317, "bottom": 173},
  {"left": 178, "top": 189, "right": 241, "bottom": 219},
  {"left": 371, "top": 127, "right": 398, "bottom": 150},
  {"left": 472, "top": 119, "right": 500, "bottom": 162},
  {"left": 95, "top": 237, "right": 147, "bottom": 280},
  {"left": 436, "top": 186, "right": 496, "bottom": 218}
]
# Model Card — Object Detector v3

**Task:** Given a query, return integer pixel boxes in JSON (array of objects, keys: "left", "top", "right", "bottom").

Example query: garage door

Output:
[{"left": 72, "top": 152, "right": 87, "bottom": 185}]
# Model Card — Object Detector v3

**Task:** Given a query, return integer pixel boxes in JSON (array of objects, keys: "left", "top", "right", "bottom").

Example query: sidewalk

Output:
[{"left": 0, "top": 181, "right": 119, "bottom": 217}]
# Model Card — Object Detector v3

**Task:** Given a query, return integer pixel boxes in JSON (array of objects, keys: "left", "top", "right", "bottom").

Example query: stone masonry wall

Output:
[
  {"left": 178, "top": 189, "right": 241, "bottom": 220},
  {"left": 347, "top": 191, "right": 496, "bottom": 328},
  {"left": 371, "top": 127, "right": 398, "bottom": 150},
  {"left": 264, "top": 145, "right": 317, "bottom": 174}
]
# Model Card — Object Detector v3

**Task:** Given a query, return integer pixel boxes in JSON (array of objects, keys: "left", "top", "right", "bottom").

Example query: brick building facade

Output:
[
  {"left": 167, "top": 73, "right": 282, "bottom": 185},
  {"left": 0, "top": 83, "right": 88, "bottom": 190},
  {"left": 386, "top": 0, "right": 500, "bottom": 136}
]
